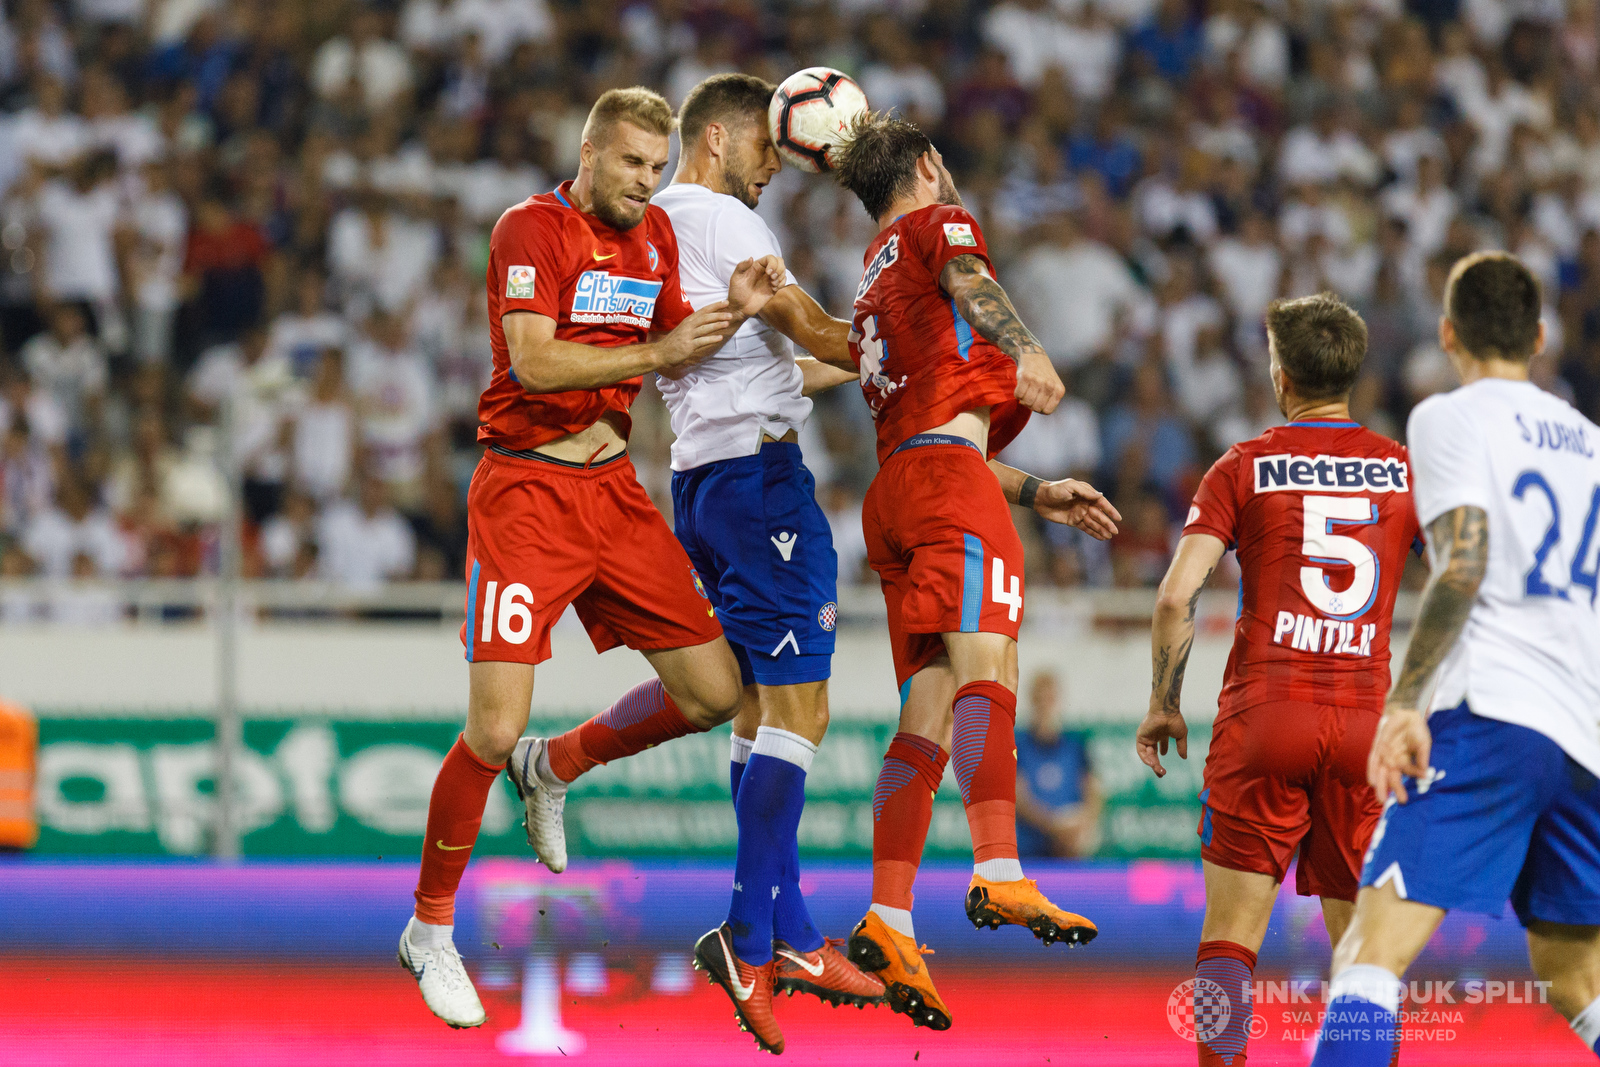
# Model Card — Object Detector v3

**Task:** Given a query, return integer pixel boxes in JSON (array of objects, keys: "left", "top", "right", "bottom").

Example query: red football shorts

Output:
[
  {"left": 863, "top": 440, "right": 1025, "bottom": 687},
  {"left": 461, "top": 449, "right": 722, "bottom": 664},
  {"left": 1199, "top": 701, "right": 1382, "bottom": 901}
]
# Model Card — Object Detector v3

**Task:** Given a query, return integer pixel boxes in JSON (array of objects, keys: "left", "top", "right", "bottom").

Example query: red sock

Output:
[
  {"left": 950, "top": 681, "right": 1018, "bottom": 863},
  {"left": 546, "top": 678, "right": 703, "bottom": 783},
  {"left": 871, "top": 732, "right": 948, "bottom": 911},
  {"left": 1196, "top": 940, "right": 1257, "bottom": 1066},
  {"left": 414, "top": 735, "right": 504, "bottom": 925}
]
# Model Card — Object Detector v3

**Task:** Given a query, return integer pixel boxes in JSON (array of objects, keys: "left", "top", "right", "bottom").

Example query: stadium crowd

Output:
[{"left": 0, "top": 0, "right": 1588, "bottom": 604}]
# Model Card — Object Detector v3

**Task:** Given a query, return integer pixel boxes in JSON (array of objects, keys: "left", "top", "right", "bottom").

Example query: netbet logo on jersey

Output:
[
  {"left": 1253, "top": 454, "right": 1410, "bottom": 494},
  {"left": 570, "top": 270, "right": 662, "bottom": 326}
]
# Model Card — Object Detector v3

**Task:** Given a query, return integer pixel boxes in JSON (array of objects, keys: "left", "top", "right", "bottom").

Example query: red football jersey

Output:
[
  {"left": 1183, "top": 420, "right": 1421, "bottom": 720},
  {"left": 479, "top": 180, "right": 693, "bottom": 451},
  {"left": 848, "top": 204, "right": 1028, "bottom": 463}
]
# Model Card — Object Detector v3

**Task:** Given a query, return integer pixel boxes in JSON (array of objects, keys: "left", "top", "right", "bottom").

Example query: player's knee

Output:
[
  {"left": 464, "top": 718, "right": 523, "bottom": 767},
  {"left": 678, "top": 670, "right": 743, "bottom": 729}
]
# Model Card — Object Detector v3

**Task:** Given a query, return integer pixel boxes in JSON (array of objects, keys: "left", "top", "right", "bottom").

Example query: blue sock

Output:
[
  {"left": 727, "top": 727, "right": 816, "bottom": 965},
  {"left": 1309, "top": 966, "right": 1402, "bottom": 1067},
  {"left": 730, "top": 734, "right": 753, "bottom": 799},
  {"left": 773, "top": 833, "right": 823, "bottom": 952}
]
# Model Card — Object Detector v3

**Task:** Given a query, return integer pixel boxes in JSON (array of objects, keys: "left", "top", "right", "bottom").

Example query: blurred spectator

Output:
[
  {"left": 18, "top": 302, "right": 105, "bottom": 440},
  {"left": 1015, "top": 671, "right": 1102, "bottom": 858},
  {"left": 1109, "top": 484, "right": 1175, "bottom": 586},
  {"left": 1010, "top": 212, "right": 1153, "bottom": 368},
  {"left": 125, "top": 158, "right": 188, "bottom": 365},
  {"left": 181, "top": 190, "right": 268, "bottom": 351},
  {"left": 1100, "top": 363, "right": 1197, "bottom": 503},
  {"left": 318, "top": 474, "right": 417, "bottom": 589},
  {"left": 187, "top": 323, "right": 299, "bottom": 523},
  {"left": 34, "top": 151, "right": 126, "bottom": 347},
  {"left": 311, "top": 6, "right": 414, "bottom": 113},
  {"left": 23, "top": 477, "right": 124, "bottom": 579},
  {"left": 350, "top": 311, "right": 436, "bottom": 509},
  {"left": 267, "top": 269, "right": 349, "bottom": 380},
  {"left": 290, "top": 348, "right": 357, "bottom": 503},
  {"left": 998, "top": 396, "right": 1101, "bottom": 480}
]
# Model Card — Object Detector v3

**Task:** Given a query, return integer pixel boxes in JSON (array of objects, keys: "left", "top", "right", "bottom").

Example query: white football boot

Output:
[
  {"left": 509, "top": 736, "right": 569, "bottom": 873},
  {"left": 398, "top": 918, "right": 487, "bottom": 1029}
]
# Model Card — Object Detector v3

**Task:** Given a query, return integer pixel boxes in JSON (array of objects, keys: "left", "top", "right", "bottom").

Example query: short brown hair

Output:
[
  {"left": 833, "top": 113, "right": 933, "bottom": 220},
  {"left": 677, "top": 74, "right": 775, "bottom": 154},
  {"left": 582, "top": 86, "right": 673, "bottom": 146},
  {"left": 1445, "top": 251, "right": 1542, "bottom": 361},
  {"left": 1265, "top": 292, "right": 1368, "bottom": 399}
]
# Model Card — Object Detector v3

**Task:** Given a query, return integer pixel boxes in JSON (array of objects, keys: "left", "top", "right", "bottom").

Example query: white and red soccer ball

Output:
[{"left": 767, "top": 67, "right": 870, "bottom": 174}]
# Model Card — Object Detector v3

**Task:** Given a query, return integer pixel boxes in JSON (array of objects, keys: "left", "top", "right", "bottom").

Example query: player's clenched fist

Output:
[
  {"left": 1015, "top": 348, "right": 1065, "bottom": 414},
  {"left": 655, "top": 301, "right": 735, "bottom": 376}
]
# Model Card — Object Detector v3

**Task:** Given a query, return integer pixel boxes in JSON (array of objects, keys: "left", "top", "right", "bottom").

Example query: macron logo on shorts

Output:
[{"left": 1253, "top": 454, "right": 1409, "bottom": 494}]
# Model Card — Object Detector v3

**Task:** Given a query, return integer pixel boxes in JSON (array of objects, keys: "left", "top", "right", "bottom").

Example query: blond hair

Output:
[{"left": 582, "top": 87, "right": 673, "bottom": 146}]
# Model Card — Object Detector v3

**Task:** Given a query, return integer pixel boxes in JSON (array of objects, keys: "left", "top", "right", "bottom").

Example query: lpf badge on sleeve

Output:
[
  {"left": 942, "top": 223, "right": 976, "bottom": 247},
  {"left": 507, "top": 265, "right": 536, "bottom": 298}
]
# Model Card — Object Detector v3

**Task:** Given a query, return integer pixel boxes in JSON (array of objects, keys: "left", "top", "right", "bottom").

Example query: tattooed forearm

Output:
[
  {"left": 1163, "top": 636, "right": 1193, "bottom": 715},
  {"left": 1153, "top": 645, "right": 1170, "bottom": 690},
  {"left": 941, "top": 254, "right": 1043, "bottom": 364},
  {"left": 1390, "top": 506, "right": 1488, "bottom": 708},
  {"left": 1184, "top": 566, "right": 1216, "bottom": 623}
]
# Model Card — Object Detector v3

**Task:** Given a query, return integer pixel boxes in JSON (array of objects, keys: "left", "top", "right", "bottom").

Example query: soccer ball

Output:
[{"left": 768, "top": 67, "right": 870, "bottom": 174}]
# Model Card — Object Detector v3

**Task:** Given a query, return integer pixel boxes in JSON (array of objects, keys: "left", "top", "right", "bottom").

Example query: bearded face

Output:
[
  {"left": 718, "top": 117, "right": 782, "bottom": 209},
  {"left": 587, "top": 122, "right": 670, "bottom": 231}
]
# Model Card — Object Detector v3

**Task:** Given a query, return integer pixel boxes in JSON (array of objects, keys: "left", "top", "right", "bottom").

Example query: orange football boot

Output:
[
  {"left": 845, "top": 911, "right": 951, "bottom": 1030},
  {"left": 693, "top": 923, "right": 784, "bottom": 1054},
  {"left": 965, "top": 875, "right": 1098, "bottom": 946},
  {"left": 771, "top": 936, "right": 886, "bottom": 1008}
]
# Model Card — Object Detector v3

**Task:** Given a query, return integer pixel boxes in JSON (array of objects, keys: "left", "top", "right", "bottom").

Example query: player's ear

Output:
[
  {"left": 579, "top": 137, "right": 596, "bottom": 172},
  {"left": 1437, "top": 315, "right": 1455, "bottom": 355},
  {"left": 1533, "top": 317, "right": 1547, "bottom": 358},
  {"left": 917, "top": 150, "right": 938, "bottom": 187}
]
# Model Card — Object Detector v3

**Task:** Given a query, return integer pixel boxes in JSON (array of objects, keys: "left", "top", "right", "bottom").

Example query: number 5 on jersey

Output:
[{"left": 1300, "top": 494, "right": 1379, "bottom": 619}]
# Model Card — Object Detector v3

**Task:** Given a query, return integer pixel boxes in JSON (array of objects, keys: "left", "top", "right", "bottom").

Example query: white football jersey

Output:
[
  {"left": 652, "top": 182, "right": 810, "bottom": 472},
  {"left": 1408, "top": 377, "right": 1600, "bottom": 776}
]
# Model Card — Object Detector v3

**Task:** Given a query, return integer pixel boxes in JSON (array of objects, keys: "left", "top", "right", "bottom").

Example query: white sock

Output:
[
  {"left": 408, "top": 917, "right": 453, "bottom": 951},
  {"left": 534, "top": 745, "right": 569, "bottom": 792},
  {"left": 752, "top": 726, "right": 817, "bottom": 771},
  {"left": 870, "top": 903, "right": 915, "bottom": 940},
  {"left": 1328, "top": 964, "right": 1404, "bottom": 1016},
  {"left": 1571, "top": 993, "right": 1600, "bottom": 1046},
  {"left": 730, "top": 734, "right": 754, "bottom": 764},
  {"left": 974, "top": 857, "right": 1025, "bottom": 883}
]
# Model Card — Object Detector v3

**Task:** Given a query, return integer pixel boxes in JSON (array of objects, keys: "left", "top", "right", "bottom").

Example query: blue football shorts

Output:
[
  {"left": 670, "top": 441, "right": 837, "bottom": 687},
  {"left": 1360, "top": 701, "right": 1600, "bottom": 926}
]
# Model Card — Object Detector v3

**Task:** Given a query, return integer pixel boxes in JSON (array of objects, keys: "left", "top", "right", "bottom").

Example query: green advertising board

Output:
[{"left": 32, "top": 714, "right": 1209, "bottom": 859}]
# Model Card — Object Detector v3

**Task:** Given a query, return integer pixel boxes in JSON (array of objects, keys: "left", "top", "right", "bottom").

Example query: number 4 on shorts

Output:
[{"left": 991, "top": 558, "right": 1022, "bottom": 621}]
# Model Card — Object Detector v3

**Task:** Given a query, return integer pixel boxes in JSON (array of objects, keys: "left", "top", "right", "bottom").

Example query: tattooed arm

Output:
[
  {"left": 938, "top": 253, "right": 1065, "bottom": 414},
  {"left": 1136, "top": 533, "right": 1227, "bottom": 778},
  {"left": 1368, "top": 505, "right": 1488, "bottom": 803}
]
